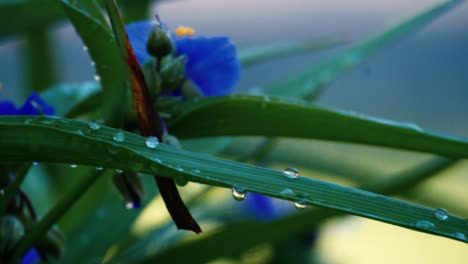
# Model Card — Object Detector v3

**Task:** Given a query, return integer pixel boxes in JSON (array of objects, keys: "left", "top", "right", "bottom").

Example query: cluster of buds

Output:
[
  {"left": 0, "top": 169, "right": 65, "bottom": 263},
  {"left": 142, "top": 18, "right": 203, "bottom": 101}
]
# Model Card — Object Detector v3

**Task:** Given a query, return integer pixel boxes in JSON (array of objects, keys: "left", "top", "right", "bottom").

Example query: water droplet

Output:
[
  {"left": 91, "top": 61, "right": 96, "bottom": 67},
  {"left": 116, "top": 169, "right": 123, "bottom": 174},
  {"left": 283, "top": 168, "right": 299, "bottom": 179},
  {"left": 174, "top": 170, "right": 188, "bottom": 187},
  {"left": 24, "top": 118, "right": 33, "bottom": 124},
  {"left": 88, "top": 120, "right": 102, "bottom": 130},
  {"left": 232, "top": 185, "right": 247, "bottom": 201},
  {"left": 294, "top": 201, "right": 306, "bottom": 210},
  {"left": 191, "top": 169, "right": 201, "bottom": 175},
  {"left": 0, "top": 189, "right": 4, "bottom": 195},
  {"left": 152, "top": 157, "right": 162, "bottom": 163},
  {"left": 434, "top": 208, "right": 448, "bottom": 221},
  {"left": 415, "top": 220, "right": 435, "bottom": 229},
  {"left": 70, "top": 164, "right": 78, "bottom": 168},
  {"left": 113, "top": 130, "right": 125, "bottom": 142},
  {"left": 280, "top": 188, "right": 294, "bottom": 196},
  {"left": 32, "top": 162, "right": 40, "bottom": 166},
  {"left": 96, "top": 166, "right": 104, "bottom": 171},
  {"left": 452, "top": 232, "right": 466, "bottom": 240},
  {"left": 94, "top": 74, "right": 101, "bottom": 81},
  {"left": 145, "top": 136, "right": 159, "bottom": 149},
  {"left": 82, "top": 45, "right": 88, "bottom": 51},
  {"left": 125, "top": 201, "right": 136, "bottom": 210}
]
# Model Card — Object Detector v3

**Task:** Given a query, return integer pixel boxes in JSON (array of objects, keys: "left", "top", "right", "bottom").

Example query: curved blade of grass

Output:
[
  {"left": 0, "top": 0, "right": 64, "bottom": 37},
  {"left": 40, "top": 81, "right": 100, "bottom": 117},
  {"left": 60, "top": 0, "right": 127, "bottom": 127},
  {"left": 8, "top": 170, "right": 103, "bottom": 261},
  {"left": 142, "top": 157, "right": 458, "bottom": 263},
  {"left": 168, "top": 95, "right": 468, "bottom": 158},
  {"left": 267, "top": 0, "right": 463, "bottom": 98},
  {"left": 239, "top": 38, "right": 345, "bottom": 68},
  {"left": 0, "top": 115, "right": 467, "bottom": 244}
]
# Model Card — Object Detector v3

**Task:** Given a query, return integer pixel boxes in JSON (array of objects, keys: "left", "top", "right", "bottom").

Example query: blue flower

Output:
[
  {"left": 22, "top": 248, "right": 41, "bottom": 264},
  {"left": 243, "top": 193, "right": 319, "bottom": 245},
  {"left": 126, "top": 21, "right": 241, "bottom": 96},
  {"left": 0, "top": 92, "right": 55, "bottom": 115}
]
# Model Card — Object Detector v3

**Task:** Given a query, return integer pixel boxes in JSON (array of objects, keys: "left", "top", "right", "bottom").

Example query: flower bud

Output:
[
  {"left": 113, "top": 171, "right": 145, "bottom": 209},
  {"left": 159, "top": 55, "right": 187, "bottom": 91},
  {"left": 0, "top": 215, "right": 25, "bottom": 257},
  {"left": 36, "top": 225, "right": 65, "bottom": 260},
  {"left": 141, "top": 60, "right": 162, "bottom": 98},
  {"left": 146, "top": 26, "right": 174, "bottom": 58}
]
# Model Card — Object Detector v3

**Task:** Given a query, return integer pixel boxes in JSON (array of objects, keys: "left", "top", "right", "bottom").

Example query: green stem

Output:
[
  {"left": 0, "top": 165, "right": 30, "bottom": 217},
  {"left": 25, "top": 29, "right": 56, "bottom": 92},
  {"left": 8, "top": 170, "right": 103, "bottom": 261}
]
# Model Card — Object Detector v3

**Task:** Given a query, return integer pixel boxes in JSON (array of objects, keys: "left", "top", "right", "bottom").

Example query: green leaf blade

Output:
[{"left": 0, "top": 115, "right": 467, "bottom": 244}]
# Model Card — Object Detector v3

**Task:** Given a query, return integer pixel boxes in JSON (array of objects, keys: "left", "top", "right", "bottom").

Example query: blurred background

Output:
[{"left": 1, "top": 0, "right": 468, "bottom": 263}]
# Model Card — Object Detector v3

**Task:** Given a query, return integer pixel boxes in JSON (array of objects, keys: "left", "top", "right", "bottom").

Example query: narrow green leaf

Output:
[
  {"left": 60, "top": 0, "right": 127, "bottom": 127},
  {"left": 0, "top": 0, "right": 64, "bottom": 37},
  {"left": 168, "top": 95, "right": 468, "bottom": 158},
  {"left": 8, "top": 170, "right": 103, "bottom": 261},
  {"left": 142, "top": 157, "right": 457, "bottom": 263},
  {"left": 239, "top": 38, "right": 344, "bottom": 68},
  {"left": 267, "top": 0, "right": 463, "bottom": 98},
  {"left": 0, "top": 115, "right": 467, "bottom": 244},
  {"left": 40, "top": 81, "right": 100, "bottom": 117}
]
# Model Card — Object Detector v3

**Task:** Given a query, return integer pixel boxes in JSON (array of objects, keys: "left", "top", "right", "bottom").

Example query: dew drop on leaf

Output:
[
  {"left": 113, "top": 130, "right": 125, "bottom": 142},
  {"left": 94, "top": 74, "right": 101, "bottom": 81},
  {"left": 414, "top": 220, "right": 435, "bottom": 229},
  {"left": 452, "top": 232, "right": 466, "bottom": 241},
  {"left": 294, "top": 201, "right": 306, "bottom": 210},
  {"left": 125, "top": 201, "right": 137, "bottom": 210},
  {"left": 434, "top": 208, "right": 448, "bottom": 221},
  {"left": 32, "top": 162, "right": 40, "bottom": 166},
  {"left": 95, "top": 166, "right": 104, "bottom": 171},
  {"left": 280, "top": 188, "right": 294, "bottom": 196},
  {"left": 115, "top": 169, "right": 123, "bottom": 174},
  {"left": 88, "top": 120, "right": 102, "bottom": 131},
  {"left": 145, "top": 136, "right": 159, "bottom": 149},
  {"left": 232, "top": 185, "right": 247, "bottom": 201},
  {"left": 283, "top": 168, "right": 299, "bottom": 179},
  {"left": 69, "top": 164, "right": 78, "bottom": 168}
]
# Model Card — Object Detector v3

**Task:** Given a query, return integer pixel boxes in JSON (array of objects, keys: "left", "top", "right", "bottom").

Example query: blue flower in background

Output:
[
  {"left": 22, "top": 248, "right": 41, "bottom": 264},
  {"left": 244, "top": 193, "right": 319, "bottom": 245},
  {"left": 126, "top": 21, "right": 241, "bottom": 96},
  {"left": 0, "top": 92, "right": 55, "bottom": 115}
]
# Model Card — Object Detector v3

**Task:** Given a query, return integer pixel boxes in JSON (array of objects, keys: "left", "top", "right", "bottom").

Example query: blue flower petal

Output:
[
  {"left": 244, "top": 193, "right": 279, "bottom": 221},
  {"left": 0, "top": 100, "right": 17, "bottom": 115},
  {"left": 176, "top": 36, "right": 241, "bottom": 96},
  {"left": 18, "top": 92, "right": 55, "bottom": 115},
  {"left": 22, "top": 248, "right": 41, "bottom": 264},
  {"left": 126, "top": 21, "right": 153, "bottom": 65},
  {"left": 0, "top": 92, "right": 54, "bottom": 116}
]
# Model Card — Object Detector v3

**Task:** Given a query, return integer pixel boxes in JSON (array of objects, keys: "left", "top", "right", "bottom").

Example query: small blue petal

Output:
[
  {"left": 176, "top": 36, "right": 241, "bottom": 96},
  {"left": 18, "top": 92, "right": 55, "bottom": 115},
  {"left": 126, "top": 21, "right": 153, "bottom": 65},
  {"left": 0, "top": 93, "right": 54, "bottom": 116},
  {"left": 0, "top": 100, "right": 17, "bottom": 115},
  {"left": 22, "top": 248, "right": 41, "bottom": 264},
  {"left": 244, "top": 193, "right": 279, "bottom": 221}
]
